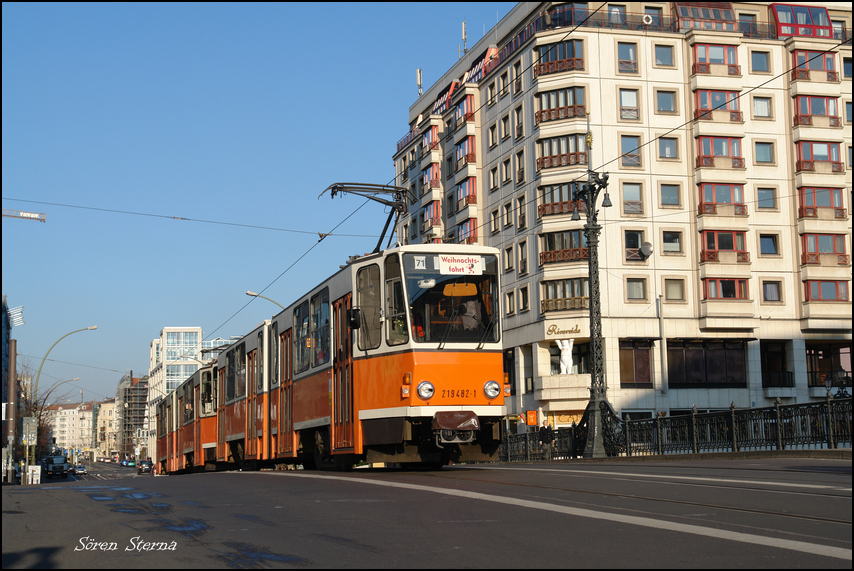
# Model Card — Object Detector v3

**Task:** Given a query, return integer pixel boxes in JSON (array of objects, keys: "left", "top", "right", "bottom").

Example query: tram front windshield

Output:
[{"left": 403, "top": 253, "right": 499, "bottom": 345}]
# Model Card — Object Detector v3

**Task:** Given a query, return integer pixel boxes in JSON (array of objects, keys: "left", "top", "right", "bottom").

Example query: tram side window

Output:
[
  {"left": 271, "top": 323, "right": 279, "bottom": 387},
  {"left": 357, "top": 264, "right": 382, "bottom": 350},
  {"left": 385, "top": 254, "right": 409, "bottom": 346},
  {"left": 201, "top": 371, "right": 214, "bottom": 414},
  {"left": 256, "top": 330, "right": 264, "bottom": 393},
  {"left": 294, "top": 301, "right": 311, "bottom": 374},
  {"left": 311, "top": 288, "right": 330, "bottom": 366},
  {"left": 235, "top": 344, "right": 246, "bottom": 398},
  {"left": 226, "top": 352, "right": 236, "bottom": 401}
]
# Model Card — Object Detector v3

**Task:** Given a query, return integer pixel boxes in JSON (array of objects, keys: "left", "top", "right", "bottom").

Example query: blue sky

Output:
[{"left": 2, "top": 2, "right": 516, "bottom": 403}]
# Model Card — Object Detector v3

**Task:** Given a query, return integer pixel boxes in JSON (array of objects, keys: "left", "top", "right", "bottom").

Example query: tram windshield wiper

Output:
[{"left": 437, "top": 306, "right": 460, "bottom": 350}]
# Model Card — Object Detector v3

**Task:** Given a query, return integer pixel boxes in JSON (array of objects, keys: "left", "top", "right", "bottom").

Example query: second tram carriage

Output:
[{"left": 157, "top": 244, "right": 507, "bottom": 471}]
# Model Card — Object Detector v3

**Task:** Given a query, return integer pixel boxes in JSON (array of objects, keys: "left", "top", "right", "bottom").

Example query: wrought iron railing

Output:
[{"left": 500, "top": 397, "right": 852, "bottom": 461}]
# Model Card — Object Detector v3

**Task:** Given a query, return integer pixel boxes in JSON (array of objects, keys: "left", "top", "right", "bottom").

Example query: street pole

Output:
[{"left": 572, "top": 114, "right": 612, "bottom": 458}]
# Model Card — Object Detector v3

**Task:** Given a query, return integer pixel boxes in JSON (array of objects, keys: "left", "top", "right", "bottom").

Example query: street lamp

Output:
[
  {"left": 571, "top": 115, "right": 614, "bottom": 459},
  {"left": 32, "top": 326, "right": 97, "bottom": 411},
  {"left": 246, "top": 290, "right": 286, "bottom": 311}
]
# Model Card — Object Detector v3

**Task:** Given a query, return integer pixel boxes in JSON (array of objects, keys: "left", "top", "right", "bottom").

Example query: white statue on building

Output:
[{"left": 555, "top": 339, "right": 574, "bottom": 374}]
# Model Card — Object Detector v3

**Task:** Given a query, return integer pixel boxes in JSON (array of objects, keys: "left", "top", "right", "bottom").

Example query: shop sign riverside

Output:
[{"left": 546, "top": 324, "right": 581, "bottom": 336}]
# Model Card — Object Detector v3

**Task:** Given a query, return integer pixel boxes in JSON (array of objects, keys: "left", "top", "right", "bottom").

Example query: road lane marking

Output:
[
  {"left": 482, "top": 466, "right": 853, "bottom": 492},
  {"left": 279, "top": 472, "right": 851, "bottom": 561}
]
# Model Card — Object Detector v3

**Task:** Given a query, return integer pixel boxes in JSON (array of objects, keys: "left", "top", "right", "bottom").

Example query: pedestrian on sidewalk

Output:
[{"left": 539, "top": 419, "right": 555, "bottom": 461}]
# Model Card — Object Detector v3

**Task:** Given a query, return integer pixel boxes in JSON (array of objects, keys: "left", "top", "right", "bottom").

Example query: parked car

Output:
[
  {"left": 72, "top": 464, "right": 87, "bottom": 475},
  {"left": 126, "top": 460, "right": 136, "bottom": 467},
  {"left": 138, "top": 460, "right": 153, "bottom": 474},
  {"left": 120, "top": 459, "right": 128, "bottom": 466}
]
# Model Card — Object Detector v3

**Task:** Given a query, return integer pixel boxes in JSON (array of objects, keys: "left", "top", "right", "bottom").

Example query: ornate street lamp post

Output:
[{"left": 571, "top": 116, "right": 613, "bottom": 458}]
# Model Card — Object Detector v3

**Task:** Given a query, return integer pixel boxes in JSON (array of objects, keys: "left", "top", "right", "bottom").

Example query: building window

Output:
[
  {"left": 668, "top": 340, "right": 747, "bottom": 388},
  {"left": 805, "top": 281, "right": 849, "bottom": 301},
  {"left": 795, "top": 95, "right": 840, "bottom": 125},
  {"left": 626, "top": 278, "right": 647, "bottom": 300},
  {"left": 660, "top": 184, "right": 680, "bottom": 206},
  {"left": 623, "top": 183, "right": 643, "bottom": 214},
  {"left": 802, "top": 234, "right": 847, "bottom": 260},
  {"left": 770, "top": 5, "right": 832, "bottom": 38},
  {"left": 755, "top": 142, "right": 774, "bottom": 164},
  {"left": 697, "top": 137, "right": 743, "bottom": 167},
  {"left": 759, "top": 234, "right": 779, "bottom": 255},
  {"left": 659, "top": 138, "right": 677, "bottom": 159},
  {"left": 792, "top": 50, "right": 837, "bottom": 81},
  {"left": 751, "top": 51, "right": 770, "bottom": 73},
  {"left": 619, "top": 89, "right": 639, "bottom": 119},
  {"left": 537, "top": 134, "right": 587, "bottom": 169},
  {"left": 796, "top": 141, "right": 842, "bottom": 171},
  {"left": 762, "top": 281, "right": 782, "bottom": 302},
  {"left": 618, "top": 42, "right": 638, "bottom": 73},
  {"left": 537, "top": 40, "right": 584, "bottom": 76},
  {"left": 753, "top": 97, "right": 772, "bottom": 118},
  {"left": 656, "top": 91, "right": 676, "bottom": 113},
  {"left": 542, "top": 278, "right": 589, "bottom": 312},
  {"left": 799, "top": 187, "right": 844, "bottom": 215},
  {"left": 620, "top": 340, "right": 652, "bottom": 388},
  {"left": 757, "top": 187, "right": 777, "bottom": 209},
  {"left": 703, "top": 230, "right": 746, "bottom": 253},
  {"left": 693, "top": 43, "right": 738, "bottom": 74},
  {"left": 663, "top": 231, "right": 682, "bottom": 253},
  {"left": 704, "top": 278, "right": 749, "bottom": 300},
  {"left": 665, "top": 279, "right": 685, "bottom": 301},
  {"left": 541, "top": 229, "right": 587, "bottom": 264},
  {"left": 537, "top": 87, "right": 585, "bottom": 123},
  {"left": 700, "top": 184, "right": 745, "bottom": 211},
  {"left": 621, "top": 135, "right": 641, "bottom": 167},
  {"left": 695, "top": 90, "right": 740, "bottom": 118},
  {"left": 654, "top": 45, "right": 673, "bottom": 66},
  {"left": 625, "top": 230, "right": 645, "bottom": 261},
  {"left": 505, "top": 291, "right": 515, "bottom": 315}
]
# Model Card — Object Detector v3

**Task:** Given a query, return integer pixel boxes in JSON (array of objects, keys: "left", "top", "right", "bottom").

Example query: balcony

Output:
[
  {"left": 696, "top": 155, "right": 745, "bottom": 169},
  {"left": 794, "top": 114, "right": 843, "bottom": 128},
  {"left": 541, "top": 297, "right": 589, "bottom": 313},
  {"left": 694, "top": 109, "right": 743, "bottom": 122},
  {"left": 699, "top": 300, "right": 757, "bottom": 330},
  {"left": 798, "top": 206, "right": 847, "bottom": 220},
  {"left": 701, "top": 250, "right": 751, "bottom": 263},
  {"left": 698, "top": 202, "right": 748, "bottom": 217},
  {"left": 795, "top": 160, "right": 844, "bottom": 173},
  {"left": 533, "top": 58, "right": 584, "bottom": 78},
  {"left": 540, "top": 248, "right": 589, "bottom": 265},
  {"left": 536, "top": 152, "right": 587, "bottom": 171},
  {"left": 535, "top": 105, "right": 586, "bottom": 125},
  {"left": 421, "top": 216, "right": 442, "bottom": 235},
  {"left": 800, "top": 252, "right": 851, "bottom": 266},
  {"left": 791, "top": 68, "right": 839, "bottom": 82},
  {"left": 538, "top": 200, "right": 587, "bottom": 218},
  {"left": 455, "top": 152, "right": 476, "bottom": 173}
]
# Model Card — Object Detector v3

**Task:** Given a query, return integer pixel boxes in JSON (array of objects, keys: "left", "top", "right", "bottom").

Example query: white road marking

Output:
[
  {"left": 484, "top": 466, "right": 853, "bottom": 492},
  {"left": 279, "top": 472, "right": 851, "bottom": 561}
]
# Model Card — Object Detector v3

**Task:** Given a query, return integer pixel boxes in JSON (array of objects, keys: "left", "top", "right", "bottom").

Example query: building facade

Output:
[{"left": 393, "top": 2, "right": 852, "bottom": 428}]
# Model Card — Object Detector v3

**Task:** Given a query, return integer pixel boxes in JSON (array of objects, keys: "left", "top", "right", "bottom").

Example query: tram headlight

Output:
[
  {"left": 417, "top": 382, "right": 435, "bottom": 400},
  {"left": 483, "top": 380, "right": 501, "bottom": 399}
]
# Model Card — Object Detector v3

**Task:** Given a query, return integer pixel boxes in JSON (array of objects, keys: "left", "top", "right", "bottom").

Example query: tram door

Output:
[
  {"left": 279, "top": 329, "right": 294, "bottom": 456},
  {"left": 194, "top": 384, "right": 201, "bottom": 469},
  {"left": 246, "top": 350, "right": 257, "bottom": 459},
  {"left": 332, "top": 294, "right": 354, "bottom": 451}
]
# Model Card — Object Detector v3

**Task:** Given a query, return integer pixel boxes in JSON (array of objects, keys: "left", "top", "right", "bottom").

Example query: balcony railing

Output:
[
  {"left": 700, "top": 250, "right": 750, "bottom": 262},
  {"left": 792, "top": 69, "right": 840, "bottom": 82},
  {"left": 538, "top": 200, "right": 587, "bottom": 218},
  {"left": 696, "top": 156, "right": 745, "bottom": 168},
  {"left": 796, "top": 160, "right": 845, "bottom": 172},
  {"left": 540, "top": 248, "right": 589, "bottom": 265},
  {"left": 795, "top": 114, "right": 843, "bottom": 127},
  {"left": 534, "top": 58, "right": 584, "bottom": 78},
  {"left": 455, "top": 152, "right": 476, "bottom": 172},
  {"left": 536, "top": 152, "right": 587, "bottom": 170},
  {"left": 801, "top": 252, "right": 851, "bottom": 265},
  {"left": 692, "top": 62, "right": 741, "bottom": 75},
  {"left": 699, "top": 203, "right": 748, "bottom": 216},
  {"left": 798, "top": 206, "right": 847, "bottom": 219},
  {"left": 535, "top": 105, "right": 585, "bottom": 124},
  {"left": 541, "top": 296, "right": 590, "bottom": 313},
  {"left": 456, "top": 194, "right": 477, "bottom": 213}
]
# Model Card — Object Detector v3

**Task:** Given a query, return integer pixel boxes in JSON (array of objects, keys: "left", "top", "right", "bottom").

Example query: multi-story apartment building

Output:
[
  {"left": 95, "top": 398, "right": 117, "bottom": 458},
  {"left": 45, "top": 401, "right": 94, "bottom": 458},
  {"left": 393, "top": 2, "right": 852, "bottom": 428}
]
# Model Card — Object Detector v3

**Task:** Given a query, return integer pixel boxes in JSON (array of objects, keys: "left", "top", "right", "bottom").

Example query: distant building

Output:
[{"left": 392, "top": 2, "right": 852, "bottom": 428}]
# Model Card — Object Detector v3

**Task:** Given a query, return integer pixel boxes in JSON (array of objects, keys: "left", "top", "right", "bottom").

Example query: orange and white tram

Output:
[{"left": 159, "top": 244, "right": 507, "bottom": 471}]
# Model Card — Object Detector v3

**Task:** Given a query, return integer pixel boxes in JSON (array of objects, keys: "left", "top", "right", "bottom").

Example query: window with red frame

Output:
[
  {"left": 704, "top": 278, "right": 749, "bottom": 299},
  {"left": 802, "top": 234, "right": 847, "bottom": 254},
  {"left": 792, "top": 50, "right": 837, "bottom": 80},
  {"left": 701, "top": 183, "right": 744, "bottom": 205},
  {"left": 797, "top": 141, "right": 841, "bottom": 163},
  {"left": 457, "top": 218, "right": 477, "bottom": 244},
  {"left": 693, "top": 44, "right": 737, "bottom": 65},
  {"left": 796, "top": 96, "right": 839, "bottom": 117},
  {"left": 800, "top": 187, "right": 843, "bottom": 209},
  {"left": 771, "top": 5, "right": 832, "bottom": 38},
  {"left": 703, "top": 230, "right": 746, "bottom": 252},
  {"left": 696, "top": 90, "right": 740, "bottom": 111},
  {"left": 455, "top": 136, "right": 476, "bottom": 170},
  {"left": 698, "top": 136, "right": 742, "bottom": 158},
  {"left": 805, "top": 281, "right": 849, "bottom": 301},
  {"left": 455, "top": 177, "right": 477, "bottom": 209}
]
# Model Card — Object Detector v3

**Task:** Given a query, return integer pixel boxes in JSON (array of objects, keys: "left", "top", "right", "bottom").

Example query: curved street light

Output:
[
  {"left": 246, "top": 290, "right": 286, "bottom": 311},
  {"left": 33, "top": 326, "right": 98, "bottom": 405}
]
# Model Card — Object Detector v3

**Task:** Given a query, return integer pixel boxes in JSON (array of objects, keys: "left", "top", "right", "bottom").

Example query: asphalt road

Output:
[{"left": 2, "top": 457, "right": 851, "bottom": 568}]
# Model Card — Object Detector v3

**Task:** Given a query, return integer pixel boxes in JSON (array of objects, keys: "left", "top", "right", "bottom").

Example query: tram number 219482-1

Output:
[{"left": 441, "top": 389, "right": 476, "bottom": 399}]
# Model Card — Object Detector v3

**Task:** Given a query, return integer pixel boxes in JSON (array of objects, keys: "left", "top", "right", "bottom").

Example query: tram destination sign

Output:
[{"left": 438, "top": 254, "right": 483, "bottom": 275}]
